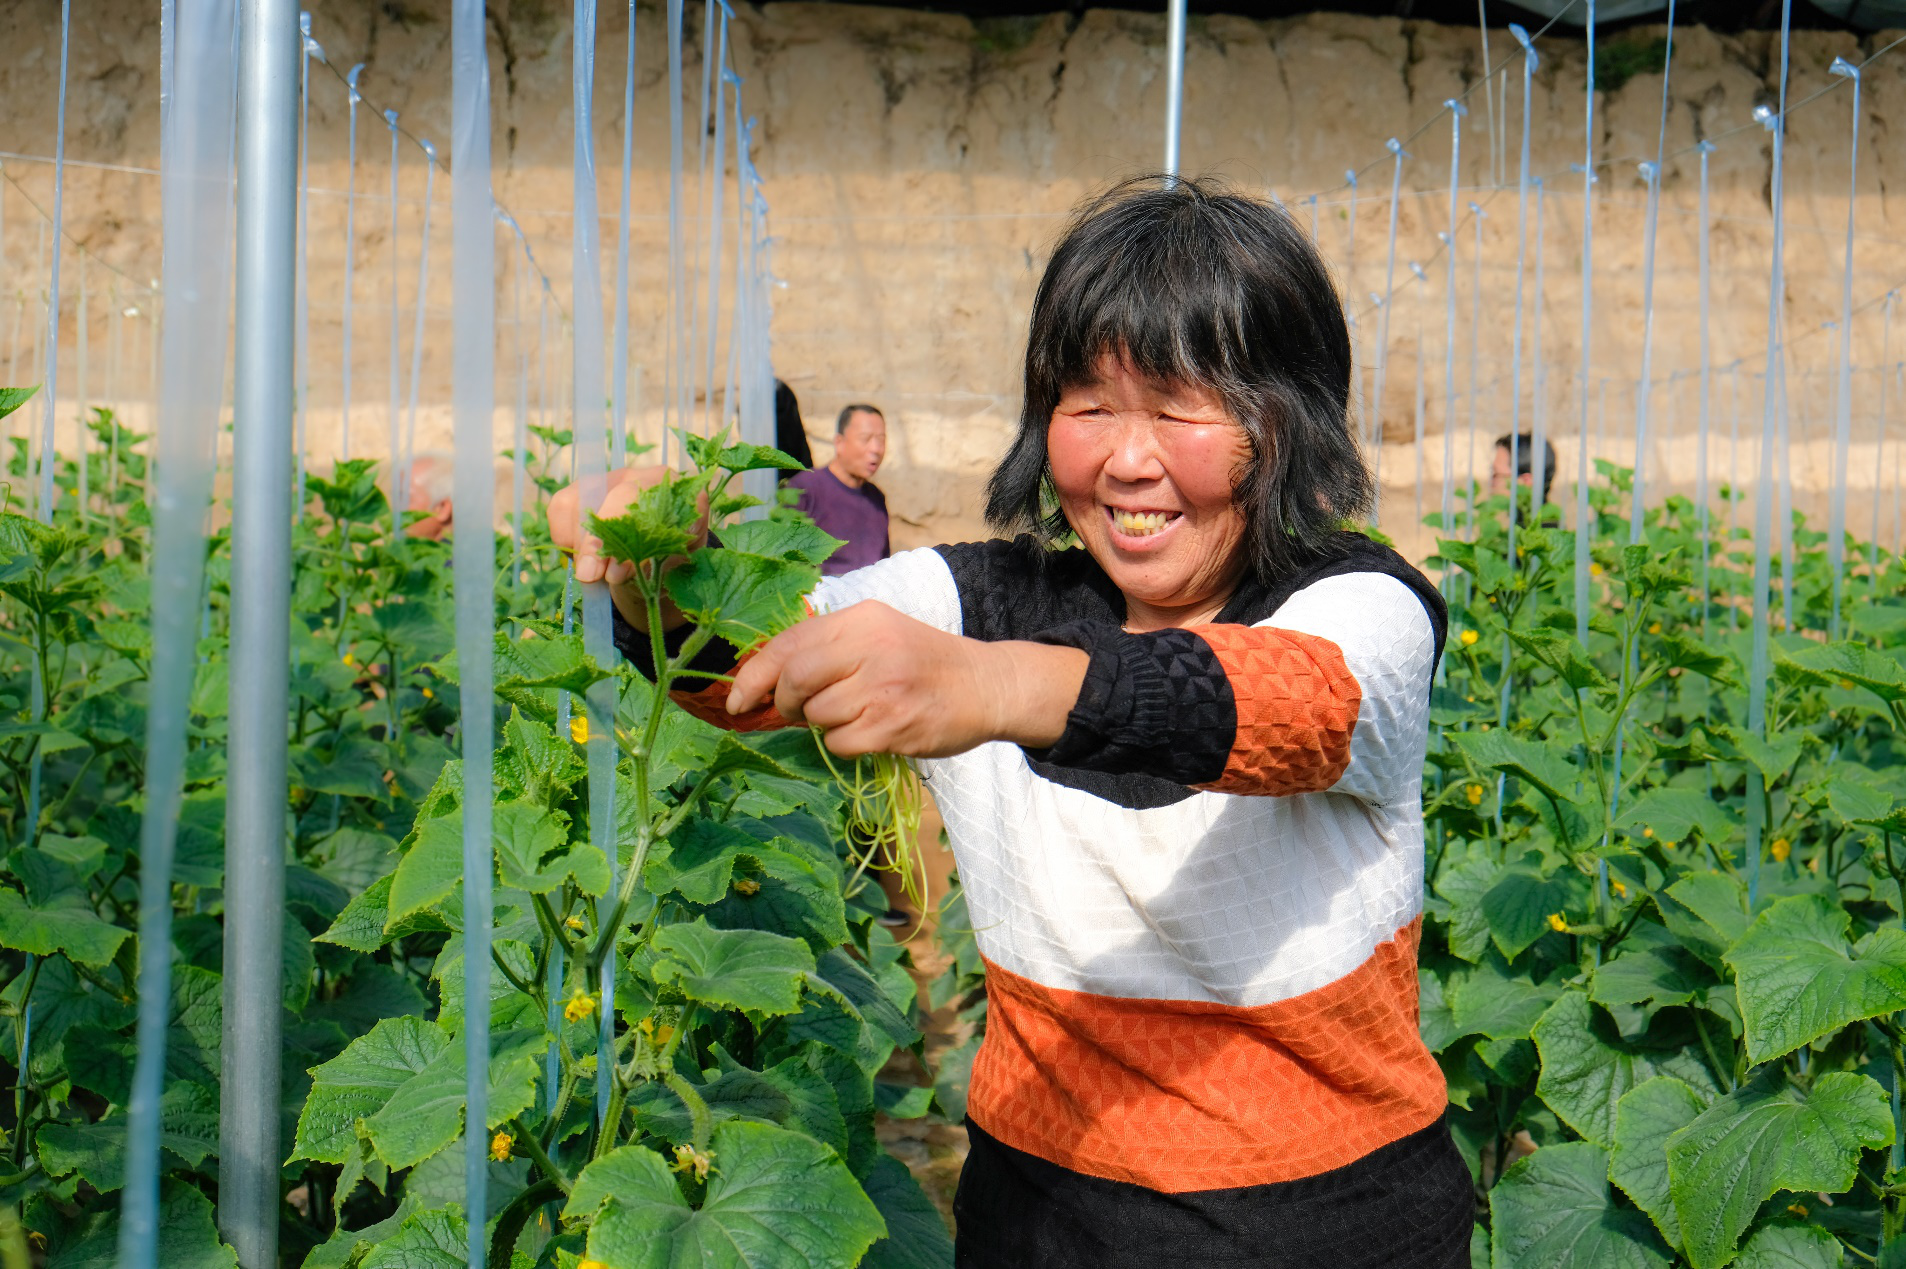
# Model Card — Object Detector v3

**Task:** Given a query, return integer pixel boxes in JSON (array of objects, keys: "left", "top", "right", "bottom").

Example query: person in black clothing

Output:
[{"left": 774, "top": 379, "right": 815, "bottom": 472}]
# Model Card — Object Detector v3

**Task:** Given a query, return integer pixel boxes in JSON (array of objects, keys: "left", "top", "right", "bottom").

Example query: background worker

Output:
[{"left": 785, "top": 403, "right": 890, "bottom": 576}]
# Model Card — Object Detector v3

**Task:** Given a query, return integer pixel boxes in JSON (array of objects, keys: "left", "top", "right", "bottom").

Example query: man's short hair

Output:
[
  {"left": 1495, "top": 432, "right": 1558, "bottom": 498},
  {"left": 836, "top": 403, "right": 883, "bottom": 435}
]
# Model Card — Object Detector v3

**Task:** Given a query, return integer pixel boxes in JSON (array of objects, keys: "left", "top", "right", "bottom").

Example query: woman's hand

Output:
[
  {"left": 546, "top": 465, "right": 706, "bottom": 630},
  {"left": 727, "top": 601, "right": 1089, "bottom": 759}
]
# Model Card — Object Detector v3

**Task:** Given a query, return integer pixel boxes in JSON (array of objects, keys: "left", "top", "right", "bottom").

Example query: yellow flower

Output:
[
  {"left": 564, "top": 989, "right": 598, "bottom": 1023},
  {"left": 1590, "top": 562, "right": 1604, "bottom": 577},
  {"left": 1465, "top": 783, "right": 1483, "bottom": 806},
  {"left": 341, "top": 652, "right": 357, "bottom": 667},
  {"left": 565, "top": 914, "right": 586, "bottom": 932},
  {"left": 1547, "top": 913, "right": 1568, "bottom": 933},
  {"left": 1648, "top": 622, "right": 1662, "bottom": 635},
  {"left": 1642, "top": 827, "right": 1654, "bottom": 839},
  {"left": 579, "top": 1261, "right": 611, "bottom": 1269},
  {"left": 733, "top": 877, "right": 761, "bottom": 896},
  {"left": 570, "top": 714, "right": 589, "bottom": 745},
  {"left": 638, "top": 1016, "right": 675, "bottom": 1047},
  {"left": 671, "top": 1143, "right": 714, "bottom": 1183},
  {"left": 1460, "top": 629, "right": 1479, "bottom": 647},
  {"left": 1840, "top": 678, "right": 1856, "bottom": 691},
  {"left": 1786, "top": 1203, "right": 1808, "bottom": 1218},
  {"left": 1611, "top": 880, "right": 1628, "bottom": 899},
  {"left": 421, "top": 686, "right": 434, "bottom": 699},
  {"left": 1770, "top": 837, "right": 1791, "bottom": 863},
  {"left": 490, "top": 1130, "right": 513, "bottom": 1162}
]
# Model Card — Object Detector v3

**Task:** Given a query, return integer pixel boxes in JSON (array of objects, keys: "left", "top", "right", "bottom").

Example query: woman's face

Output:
[{"left": 1047, "top": 354, "right": 1253, "bottom": 629}]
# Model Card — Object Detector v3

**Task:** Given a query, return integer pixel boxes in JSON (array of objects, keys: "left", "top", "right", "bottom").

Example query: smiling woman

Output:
[{"left": 552, "top": 174, "right": 1468, "bottom": 1269}]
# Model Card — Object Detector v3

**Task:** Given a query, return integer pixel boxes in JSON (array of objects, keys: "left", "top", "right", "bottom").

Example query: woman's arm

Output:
[{"left": 727, "top": 602, "right": 1088, "bottom": 758}]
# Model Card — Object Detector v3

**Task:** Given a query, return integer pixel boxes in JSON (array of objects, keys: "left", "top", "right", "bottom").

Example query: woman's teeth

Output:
[{"left": 1111, "top": 509, "right": 1174, "bottom": 537}]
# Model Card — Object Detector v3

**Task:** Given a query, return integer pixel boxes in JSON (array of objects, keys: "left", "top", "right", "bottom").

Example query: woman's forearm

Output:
[{"left": 979, "top": 640, "right": 1089, "bottom": 750}]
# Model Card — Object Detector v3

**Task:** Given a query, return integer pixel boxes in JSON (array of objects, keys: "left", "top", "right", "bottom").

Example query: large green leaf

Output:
[
  {"left": 718, "top": 519, "right": 845, "bottom": 568},
  {"left": 646, "top": 817, "right": 756, "bottom": 904},
  {"left": 860, "top": 1153, "right": 955, "bottom": 1269},
  {"left": 387, "top": 814, "right": 464, "bottom": 927},
  {"left": 0, "top": 384, "right": 40, "bottom": 420},
  {"left": 650, "top": 919, "right": 816, "bottom": 1016},
  {"left": 492, "top": 799, "right": 608, "bottom": 896},
  {"left": 1667, "top": 1069, "right": 1893, "bottom": 1269},
  {"left": 1609, "top": 1076, "right": 1710, "bottom": 1250},
  {"left": 1450, "top": 729, "right": 1585, "bottom": 806},
  {"left": 1723, "top": 893, "right": 1906, "bottom": 1064},
  {"left": 589, "top": 476, "right": 704, "bottom": 566},
  {"left": 1490, "top": 1140, "right": 1671, "bottom": 1269},
  {"left": 1731, "top": 1221, "right": 1845, "bottom": 1269},
  {"left": 1510, "top": 628, "right": 1610, "bottom": 692},
  {"left": 1446, "top": 955, "right": 1561, "bottom": 1042},
  {"left": 1482, "top": 860, "right": 1593, "bottom": 959},
  {"left": 580, "top": 1121, "right": 886, "bottom": 1269},
  {"left": 293, "top": 1016, "right": 446, "bottom": 1165},
  {"left": 1616, "top": 788, "right": 1737, "bottom": 847},
  {"left": 35, "top": 1082, "right": 219, "bottom": 1193},
  {"left": 364, "top": 1029, "right": 548, "bottom": 1170},
  {"left": 354, "top": 1204, "right": 468, "bottom": 1269},
  {"left": 1533, "top": 991, "right": 1715, "bottom": 1149},
  {"left": 1778, "top": 641, "right": 1906, "bottom": 704},
  {"left": 1592, "top": 937, "right": 1720, "bottom": 1014},
  {"left": 40, "top": 1179, "right": 238, "bottom": 1269},
  {"left": 0, "top": 885, "right": 130, "bottom": 966},
  {"left": 665, "top": 549, "right": 818, "bottom": 651}
]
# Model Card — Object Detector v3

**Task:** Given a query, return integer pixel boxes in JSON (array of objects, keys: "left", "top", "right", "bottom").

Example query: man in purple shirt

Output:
[{"left": 785, "top": 403, "right": 890, "bottom": 576}]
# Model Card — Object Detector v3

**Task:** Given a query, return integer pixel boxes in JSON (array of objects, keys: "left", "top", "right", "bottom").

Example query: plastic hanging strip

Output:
[
  {"left": 341, "top": 62, "right": 365, "bottom": 461},
  {"left": 1367, "top": 139, "right": 1406, "bottom": 527},
  {"left": 1439, "top": 101, "right": 1464, "bottom": 591},
  {"left": 450, "top": 0, "right": 496, "bottom": 1254},
  {"left": 1507, "top": 24, "right": 1536, "bottom": 571},
  {"left": 1746, "top": 0, "right": 1793, "bottom": 909},
  {"left": 667, "top": 0, "right": 686, "bottom": 458},
  {"left": 385, "top": 109, "right": 402, "bottom": 537},
  {"left": 569, "top": 0, "right": 620, "bottom": 1130},
  {"left": 1529, "top": 177, "right": 1548, "bottom": 521},
  {"left": 611, "top": 0, "right": 638, "bottom": 468},
  {"left": 702, "top": 5, "right": 731, "bottom": 435},
  {"left": 1466, "top": 204, "right": 1484, "bottom": 544},
  {"left": 295, "top": 16, "right": 320, "bottom": 520},
  {"left": 401, "top": 140, "right": 435, "bottom": 516},
  {"left": 1878, "top": 293, "right": 1896, "bottom": 593},
  {"left": 1412, "top": 323, "right": 1426, "bottom": 526},
  {"left": 1573, "top": 0, "right": 1595, "bottom": 646},
  {"left": 1696, "top": 141, "right": 1714, "bottom": 637},
  {"left": 118, "top": 0, "right": 236, "bottom": 1258},
  {"left": 76, "top": 258, "right": 88, "bottom": 519},
  {"left": 1827, "top": 56, "right": 1860, "bottom": 638},
  {"left": 33, "top": 0, "right": 71, "bottom": 523},
  {"left": 1629, "top": 160, "right": 1661, "bottom": 542}
]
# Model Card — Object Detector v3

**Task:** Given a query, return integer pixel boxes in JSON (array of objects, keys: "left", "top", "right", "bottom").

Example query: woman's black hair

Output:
[{"left": 985, "top": 175, "right": 1372, "bottom": 582}]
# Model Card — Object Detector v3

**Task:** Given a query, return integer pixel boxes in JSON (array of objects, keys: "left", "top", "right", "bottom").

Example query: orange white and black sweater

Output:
[{"left": 619, "top": 533, "right": 1472, "bottom": 1269}]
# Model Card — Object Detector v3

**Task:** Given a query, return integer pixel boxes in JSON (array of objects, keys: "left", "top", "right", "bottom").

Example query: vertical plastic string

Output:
[
  {"left": 1878, "top": 294, "right": 1896, "bottom": 593},
  {"left": 400, "top": 141, "right": 436, "bottom": 514},
  {"left": 1507, "top": 24, "right": 1536, "bottom": 568},
  {"left": 1746, "top": 1, "right": 1793, "bottom": 910},
  {"left": 75, "top": 259, "right": 89, "bottom": 520},
  {"left": 118, "top": 0, "right": 236, "bottom": 1257},
  {"left": 295, "top": 16, "right": 320, "bottom": 520},
  {"left": 1466, "top": 204, "right": 1484, "bottom": 543},
  {"left": 1696, "top": 141, "right": 1714, "bottom": 636},
  {"left": 666, "top": 0, "right": 686, "bottom": 458},
  {"left": 570, "top": 0, "right": 621, "bottom": 1130},
  {"left": 385, "top": 110, "right": 402, "bottom": 537},
  {"left": 701, "top": 8, "right": 731, "bottom": 434},
  {"left": 1413, "top": 325, "right": 1426, "bottom": 525},
  {"left": 722, "top": 76, "right": 745, "bottom": 460},
  {"left": 611, "top": 0, "right": 638, "bottom": 468},
  {"left": 1776, "top": 342, "right": 1796, "bottom": 628},
  {"left": 1529, "top": 178, "right": 1548, "bottom": 518},
  {"left": 1367, "top": 140, "right": 1406, "bottom": 526},
  {"left": 1573, "top": 1, "right": 1596, "bottom": 646},
  {"left": 341, "top": 63, "right": 366, "bottom": 461},
  {"left": 451, "top": 0, "right": 496, "bottom": 1252},
  {"left": 34, "top": 0, "right": 72, "bottom": 523},
  {"left": 1440, "top": 100, "right": 1464, "bottom": 593},
  {"left": 1629, "top": 162, "right": 1663, "bottom": 546},
  {"left": 1827, "top": 57, "right": 1860, "bottom": 638}
]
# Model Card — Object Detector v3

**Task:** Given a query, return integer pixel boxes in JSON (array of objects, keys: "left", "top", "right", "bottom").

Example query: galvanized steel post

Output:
[
  {"left": 221, "top": 0, "right": 298, "bottom": 1261},
  {"left": 1162, "top": 0, "right": 1186, "bottom": 180}
]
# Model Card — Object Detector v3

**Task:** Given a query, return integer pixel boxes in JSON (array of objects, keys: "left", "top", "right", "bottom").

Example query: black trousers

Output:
[{"left": 953, "top": 1115, "right": 1475, "bottom": 1269}]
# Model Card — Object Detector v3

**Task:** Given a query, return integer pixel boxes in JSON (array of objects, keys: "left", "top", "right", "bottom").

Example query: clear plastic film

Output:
[{"left": 119, "top": 0, "right": 236, "bottom": 1257}]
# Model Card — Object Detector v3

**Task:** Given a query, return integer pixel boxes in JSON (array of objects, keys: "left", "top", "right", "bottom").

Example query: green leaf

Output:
[
  {"left": 1592, "top": 939, "right": 1718, "bottom": 1013},
  {"left": 355, "top": 1204, "right": 468, "bottom": 1269},
  {"left": 1482, "top": 861, "right": 1592, "bottom": 959},
  {"left": 0, "top": 885, "right": 131, "bottom": 966},
  {"left": 713, "top": 441, "right": 809, "bottom": 475},
  {"left": 35, "top": 1082, "right": 219, "bottom": 1192},
  {"left": 1731, "top": 1220, "right": 1845, "bottom": 1269},
  {"left": 0, "top": 384, "right": 40, "bottom": 420},
  {"left": 860, "top": 1153, "right": 955, "bottom": 1269},
  {"left": 387, "top": 815, "right": 464, "bottom": 928},
  {"left": 564, "top": 1143, "right": 689, "bottom": 1226},
  {"left": 1490, "top": 1140, "right": 1671, "bottom": 1269},
  {"left": 718, "top": 519, "right": 845, "bottom": 567},
  {"left": 492, "top": 799, "right": 608, "bottom": 896},
  {"left": 1616, "top": 787, "right": 1737, "bottom": 847},
  {"left": 582, "top": 1121, "right": 886, "bottom": 1269},
  {"left": 1723, "top": 893, "right": 1906, "bottom": 1064},
  {"left": 1446, "top": 955, "right": 1561, "bottom": 1042},
  {"left": 646, "top": 818, "right": 753, "bottom": 904},
  {"left": 1533, "top": 991, "right": 1715, "bottom": 1149},
  {"left": 1449, "top": 729, "right": 1585, "bottom": 806},
  {"left": 1778, "top": 640, "right": 1906, "bottom": 704},
  {"left": 588, "top": 477, "right": 703, "bottom": 567},
  {"left": 1660, "top": 872, "right": 1752, "bottom": 966},
  {"left": 1509, "top": 628, "right": 1610, "bottom": 692},
  {"left": 666, "top": 550, "right": 818, "bottom": 651},
  {"left": 1660, "top": 633, "right": 1741, "bottom": 687},
  {"left": 1609, "top": 1076, "right": 1710, "bottom": 1249},
  {"left": 1434, "top": 850, "right": 1503, "bottom": 963},
  {"left": 1711, "top": 726, "right": 1804, "bottom": 788},
  {"left": 40, "top": 1180, "right": 238, "bottom": 1269},
  {"left": 293, "top": 1016, "right": 447, "bottom": 1164},
  {"left": 650, "top": 919, "right": 816, "bottom": 1016},
  {"left": 365, "top": 1029, "right": 548, "bottom": 1170},
  {"left": 1669, "top": 1069, "right": 1892, "bottom": 1269},
  {"left": 811, "top": 948, "right": 922, "bottom": 1049}
]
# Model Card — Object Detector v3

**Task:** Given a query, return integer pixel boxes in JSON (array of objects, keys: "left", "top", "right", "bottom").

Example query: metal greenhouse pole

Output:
[
  {"left": 1163, "top": 0, "right": 1186, "bottom": 180},
  {"left": 221, "top": 0, "right": 298, "bottom": 1256}
]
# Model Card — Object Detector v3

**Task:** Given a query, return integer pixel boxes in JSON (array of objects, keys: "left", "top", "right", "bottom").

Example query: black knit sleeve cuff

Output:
[
  {"left": 612, "top": 603, "right": 740, "bottom": 688},
  {"left": 1024, "top": 621, "right": 1235, "bottom": 785}
]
